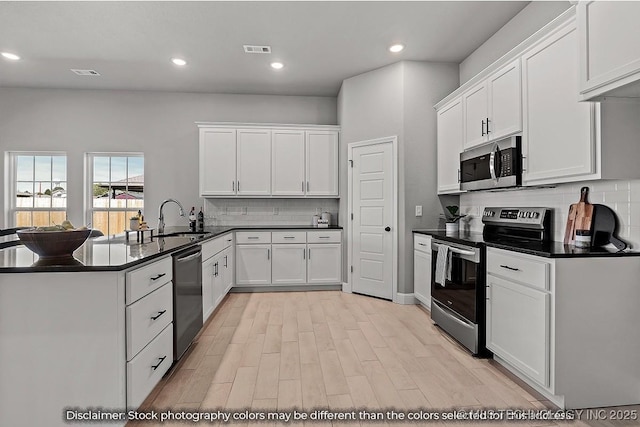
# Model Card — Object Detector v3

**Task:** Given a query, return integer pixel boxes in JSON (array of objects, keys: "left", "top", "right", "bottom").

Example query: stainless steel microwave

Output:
[{"left": 460, "top": 135, "right": 522, "bottom": 191}]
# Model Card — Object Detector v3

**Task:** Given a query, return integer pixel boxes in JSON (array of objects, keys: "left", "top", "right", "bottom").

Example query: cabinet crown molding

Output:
[
  {"left": 196, "top": 122, "right": 340, "bottom": 130},
  {"left": 434, "top": 6, "right": 576, "bottom": 111}
]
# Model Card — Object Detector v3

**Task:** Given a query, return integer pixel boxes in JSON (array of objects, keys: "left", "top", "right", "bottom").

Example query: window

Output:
[
  {"left": 9, "top": 153, "right": 67, "bottom": 227},
  {"left": 87, "top": 153, "right": 144, "bottom": 237}
]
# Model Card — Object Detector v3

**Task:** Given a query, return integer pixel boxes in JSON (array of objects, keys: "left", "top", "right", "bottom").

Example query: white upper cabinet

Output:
[
  {"left": 463, "top": 59, "right": 522, "bottom": 150},
  {"left": 199, "top": 128, "right": 237, "bottom": 196},
  {"left": 306, "top": 130, "right": 339, "bottom": 196},
  {"left": 521, "top": 19, "right": 596, "bottom": 185},
  {"left": 463, "top": 82, "right": 489, "bottom": 149},
  {"left": 578, "top": 1, "right": 640, "bottom": 101},
  {"left": 237, "top": 129, "right": 271, "bottom": 196},
  {"left": 436, "top": 97, "right": 463, "bottom": 194},
  {"left": 488, "top": 59, "right": 522, "bottom": 141},
  {"left": 272, "top": 129, "right": 306, "bottom": 196},
  {"left": 198, "top": 124, "right": 339, "bottom": 198}
]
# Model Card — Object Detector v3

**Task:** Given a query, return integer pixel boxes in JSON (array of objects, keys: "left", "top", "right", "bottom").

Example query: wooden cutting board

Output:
[{"left": 564, "top": 186, "right": 594, "bottom": 245}]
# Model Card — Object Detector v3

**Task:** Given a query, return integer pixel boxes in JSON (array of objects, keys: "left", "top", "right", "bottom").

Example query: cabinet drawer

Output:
[
  {"left": 202, "top": 233, "right": 233, "bottom": 261},
  {"left": 126, "top": 256, "right": 173, "bottom": 304},
  {"left": 272, "top": 231, "right": 307, "bottom": 244},
  {"left": 126, "top": 323, "right": 173, "bottom": 409},
  {"left": 414, "top": 234, "right": 431, "bottom": 253},
  {"left": 487, "top": 249, "right": 549, "bottom": 290},
  {"left": 307, "top": 231, "right": 341, "bottom": 243},
  {"left": 236, "top": 231, "right": 271, "bottom": 244},
  {"left": 126, "top": 283, "right": 173, "bottom": 360}
]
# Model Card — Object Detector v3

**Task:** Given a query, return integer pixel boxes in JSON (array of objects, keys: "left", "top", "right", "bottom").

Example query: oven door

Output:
[{"left": 431, "top": 240, "right": 480, "bottom": 323}]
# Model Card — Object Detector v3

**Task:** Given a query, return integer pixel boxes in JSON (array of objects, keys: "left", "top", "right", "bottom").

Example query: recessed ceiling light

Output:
[
  {"left": 1, "top": 52, "right": 20, "bottom": 61},
  {"left": 171, "top": 58, "right": 187, "bottom": 66},
  {"left": 270, "top": 62, "right": 284, "bottom": 70},
  {"left": 389, "top": 44, "right": 405, "bottom": 53}
]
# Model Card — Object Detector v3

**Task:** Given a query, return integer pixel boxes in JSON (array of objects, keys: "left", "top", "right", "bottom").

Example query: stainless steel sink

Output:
[{"left": 156, "top": 232, "right": 210, "bottom": 240}]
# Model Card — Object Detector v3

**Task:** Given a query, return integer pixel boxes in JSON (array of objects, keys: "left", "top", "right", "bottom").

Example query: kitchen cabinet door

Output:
[
  {"left": 436, "top": 98, "right": 463, "bottom": 194},
  {"left": 272, "top": 129, "right": 305, "bottom": 196},
  {"left": 237, "top": 129, "right": 271, "bottom": 196},
  {"left": 199, "top": 128, "right": 237, "bottom": 196},
  {"left": 235, "top": 244, "right": 271, "bottom": 286},
  {"left": 271, "top": 244, "right": 307, "bottom": 284},
  {"left": 413, "top": 248, "right": 431, "bottom": 309},
  {"left": 306, "top": 130, "right": 339, "bottom": 197},
  {"left": 487, "top": 59, "right": 522, "bottom": 141},
  {"left": 463, "top": 82, "right": 489, "bottom": 149},
  {"left": 221, "top": 247, "right": 234, "bottom": 297},
  {"left": 486, "top": 275, "right": 550, "bottom": 387},
  {"left": 579, "top": 1, "right": 640, "bottom": 100},
  {"left": 522, "top": 20, "right": 596, "bottom": 185},
  {"left": 202, "top": 256, "right": 216, "bottom": 322},
  {"left": 307, "top": 243, "right": 341, "bottom": 284}
]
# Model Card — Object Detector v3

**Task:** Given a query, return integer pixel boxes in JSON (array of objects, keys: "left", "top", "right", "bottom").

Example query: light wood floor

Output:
[{"left": 131, "top": 291, "right": 639, "bottom": 426}]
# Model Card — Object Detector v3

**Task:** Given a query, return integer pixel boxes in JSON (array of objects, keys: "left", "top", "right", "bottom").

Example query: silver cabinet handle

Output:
[
  {"left": 150, "top": 273, "right": 166, "bottom": 281},
  {"left": 302, "top": 181, "right": 304, "bottom": 192},
  {"left": 232, "top": 181, "right": 235, "bottom": 191},
  {"left": 303, "top": 248, "right": 306, "bottom": 259},
  {"left": 247, "top": 236, "right": 260, "bottom": 239},
  {"left": 418, "top": 242, "right": 426, "bottom": 246},
  {"left": 481, "top": 119, "right": 486, "bottom": 136},
  {"left": 150, "top": 310, "right": 166, "bottom": 321},
  {"left": 237, "top": 181, "right": 240, "bottom": 191},
  {"left": 500, "top": 264, "right": 520, "bottom": 271},
  {"left": 308, "top": 248, "right": 311, "bottom": 259},
  {"left": 318, "top": 236, "right": 330, "bottom": 239},
  {"left": 284, "top": 236, "right": 295, "bottom": 239},
  {"left": 486, "top": 117, "right": 491, "bottom": 134},
  {"left": 151, "top": 356, "right": 167, "bottom": 371},
  {"left": 267, "top": 249, "right": 270, "bottom": 260},
  {"left": 307, "top": 181, "right": 310, "bottom": 192}
]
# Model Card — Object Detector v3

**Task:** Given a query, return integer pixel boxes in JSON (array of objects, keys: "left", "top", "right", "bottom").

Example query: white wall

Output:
[
  {"left": 0, "top": 88, "right": 337, "bottom": 230},
  {"left": 338, "top": 61, "right": 458, "bottom": 294},
  {"left": 459, "top": 1, "right": 572, "bottom": 84}
]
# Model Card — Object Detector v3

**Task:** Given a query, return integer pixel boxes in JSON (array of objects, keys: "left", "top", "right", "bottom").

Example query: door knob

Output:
[{"left": 385, "top": 226, "right": 391, "bottom": 232}]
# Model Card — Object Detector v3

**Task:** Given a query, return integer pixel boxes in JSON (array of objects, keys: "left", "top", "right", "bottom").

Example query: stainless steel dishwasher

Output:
[{"left": 172, "top": 245, "right": 203, "bottom": 361}]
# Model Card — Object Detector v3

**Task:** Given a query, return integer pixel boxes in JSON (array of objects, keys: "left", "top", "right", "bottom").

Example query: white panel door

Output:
[
  {"left": 272, "top": 244, "right": 307, "bottom": 284},
  {"left": 235, "top": 244, "right": 271, "bottom": 286},
  {"left": 436, "top": 98, "right": 463, "bottom": 194},
  {"left": 486, "top": 275, "right": 550, "bottom": 387},
  {"left": 488, "top": 59, "right": 522, "bottom": 140},
  {"left": 306, "top": 130, "right": 339, "bottom": 196},
  {"left": 307, "top": 244, "right": 342, "bottom": 284},
  {"left": 463, "top": 82, "right": 489, "bottom": 149},
  {"left": 199, "top": 128, "right": 237, "bottom": 196},
  {"left": 351, "top": 142, "right": 393, "bottom": 300},
  {"left": 413, "top": 249, "right": 431, "bottom": 308},
  {"left": 272, "top": 129, "right": 306, "bottom": 196},
  {"left": 237, "top": 129, "right": 271, "bottom": 196},
  {"left": 522, "top": 23, "right": 595, "bottom": 184}
]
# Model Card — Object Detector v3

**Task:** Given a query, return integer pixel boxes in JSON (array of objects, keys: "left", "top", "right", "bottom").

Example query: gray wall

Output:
[
  {"left": 459, "top": 1, "right": 572, "bottom": 84},
  {"left": 0, "top": 88, "right": 337, "bottom": 230},
  {"left": 338, "top": 61, "right": 458, "bottom": 295}
]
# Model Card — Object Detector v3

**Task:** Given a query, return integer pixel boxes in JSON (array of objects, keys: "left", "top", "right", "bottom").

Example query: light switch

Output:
[{"left": 415, "top": 205, "right": 423, "bottom": 217}]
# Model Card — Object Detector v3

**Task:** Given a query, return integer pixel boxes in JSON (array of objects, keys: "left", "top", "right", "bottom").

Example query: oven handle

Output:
[{"left": 432, "top": 243, "right": 477, "bottom": 257}]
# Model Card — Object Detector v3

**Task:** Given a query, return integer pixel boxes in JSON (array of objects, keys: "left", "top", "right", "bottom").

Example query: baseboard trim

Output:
[
  {"left": 342, "top": 282, "right": 352, "bottom": 293},
  {"left": 230, "top": 284, "right": 342, "bottom": 293},
  {"left": 395, "top": 292, "right": 416, "bottom": 305}
]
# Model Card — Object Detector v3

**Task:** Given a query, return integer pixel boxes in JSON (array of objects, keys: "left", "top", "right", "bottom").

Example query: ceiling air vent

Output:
[
  {"left": 70, "top": 69, "right": 100, "bottom": 76},
  {"left": 243, "top": 45, "right": 271, "bottom": 54}
]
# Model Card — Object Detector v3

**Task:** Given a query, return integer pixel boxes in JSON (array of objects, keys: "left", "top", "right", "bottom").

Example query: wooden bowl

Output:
[{"left": 16, "top": 229, "right": 92, "bottom": 258}]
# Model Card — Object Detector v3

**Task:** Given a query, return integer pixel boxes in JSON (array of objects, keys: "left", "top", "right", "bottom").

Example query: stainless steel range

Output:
[{"left": 430, "top": 206, "right": 552, "bottom": 357}]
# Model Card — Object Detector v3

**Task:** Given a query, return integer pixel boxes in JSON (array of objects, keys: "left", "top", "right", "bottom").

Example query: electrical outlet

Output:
[{"left": 415, "top": 205, "right": 423, "bottom": 217}]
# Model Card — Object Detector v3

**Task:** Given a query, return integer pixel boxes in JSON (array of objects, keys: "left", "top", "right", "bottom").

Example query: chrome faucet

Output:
[{"left": 158, "top": 198, "right": 186, "bottom": 234}]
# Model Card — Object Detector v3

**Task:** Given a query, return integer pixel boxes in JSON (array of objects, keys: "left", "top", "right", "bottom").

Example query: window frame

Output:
[
  {"left": 6, "top": 151, "right": 68, "bottom": 228},
  {"left": 85, "top": 152, "right": 144, "bottom": 237}
]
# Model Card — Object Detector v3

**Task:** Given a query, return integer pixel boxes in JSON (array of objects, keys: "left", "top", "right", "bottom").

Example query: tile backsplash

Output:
[
  {"left": 460, "top": 179, "right": 640, "bottom": 249},
  {"left": 203, "top": 198, "right": 339, "bottom": 226}
]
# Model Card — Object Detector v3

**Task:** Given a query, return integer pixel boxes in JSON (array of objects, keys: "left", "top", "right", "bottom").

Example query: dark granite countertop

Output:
[
  {"left": 0, "top": 225, "right": 343, "bottom": 272},
  {"left": 413, "top": 229, "right": 640, "bottom": 258}
]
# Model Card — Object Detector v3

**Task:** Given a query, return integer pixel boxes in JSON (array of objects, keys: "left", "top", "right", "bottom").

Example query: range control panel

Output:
[{"left": 482, "top": 207, "right": 549, "bottom": 226}]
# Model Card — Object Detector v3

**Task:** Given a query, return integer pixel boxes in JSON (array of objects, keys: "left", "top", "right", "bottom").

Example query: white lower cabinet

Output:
[
  {"left": 272, "top": 244, "right": 307, "bottom": 284},
  {"left": 307, "top": 243, "right": 341, "bottom": 284},
  {"left": 236, "top": 244, "right": 272, "bottom": 285},
  {"left": 413, "top": 234, "right": 431, "bottom": 308},
  {"left": 201, "top": 233, "right": 234, "bottom": 322},
  {"left": 486, "top": 275, "right": 549, "bottom": 387},
  {"left": 234, "top": 230, "right": 342, "bottom": 288}
]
